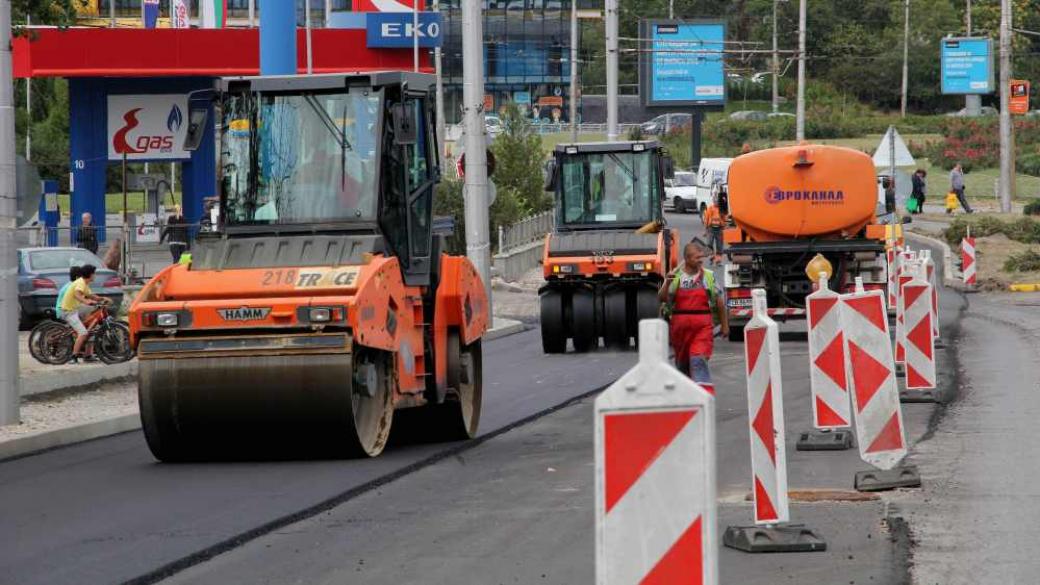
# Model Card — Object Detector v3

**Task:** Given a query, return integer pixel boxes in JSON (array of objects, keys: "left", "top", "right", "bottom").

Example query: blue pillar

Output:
[
  {"left": 260, "top": 2, "right": 297, "bottom": 75},
  {"left": 38, "top": 180, "right": 60, "bottom": 247},
  {"left": 68, "top": 78, "right": 109, "bottom": 243}
]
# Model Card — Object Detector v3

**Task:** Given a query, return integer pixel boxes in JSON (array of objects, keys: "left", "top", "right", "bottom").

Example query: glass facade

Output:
[{"left": 440, "top": 0, "right": 595, "bottom": 124}]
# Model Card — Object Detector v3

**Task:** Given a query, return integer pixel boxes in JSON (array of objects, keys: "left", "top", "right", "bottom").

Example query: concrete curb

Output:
[
  {"left": 0, "top": 413, "right": 141, "bottom": 462},
  {"left": 485, "top": 318, "right": 526, "bottom": 342},
  {"left": 905, "top": 231, "right": 968, "bottom": 291},
  {"left": 20, "top": 361, "right": 138, "bottom": 398}
]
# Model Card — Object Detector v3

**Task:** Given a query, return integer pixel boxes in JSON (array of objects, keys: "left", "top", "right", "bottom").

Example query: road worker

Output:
[
  {"left": 702, "top": 189, "right": 727, "bottom": 263},
  {"left": 660, "top": 240, "right": 730, "bottom": 393}
]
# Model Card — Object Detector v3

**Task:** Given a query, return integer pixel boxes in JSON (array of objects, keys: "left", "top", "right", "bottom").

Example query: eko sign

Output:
[
  {"left": 107, "top": 94, "right": 190, "bottom": 161},
  {"left": 366, "top": 12, "right": 443, "bottom": 49}
]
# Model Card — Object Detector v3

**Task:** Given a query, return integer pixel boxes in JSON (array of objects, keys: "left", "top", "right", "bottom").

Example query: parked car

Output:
[
  {"left": 485, "top": 114, "right": 503, "bottom": 136},
  {"left": 728, "top": 110, "right": 769, "bottom": 122},
  {"left": 640, "top": 113, "right": 692, "bottom": 135},
  {"left": 665, "top": 171, "right": 705, "bottom": 214},
  {"left": 16, "top": 247, "right": 123, "bottom": 325}
]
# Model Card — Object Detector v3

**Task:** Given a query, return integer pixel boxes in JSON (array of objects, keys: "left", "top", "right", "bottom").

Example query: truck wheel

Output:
[
  {"left": 635, "top": 288, "right": 660, "bottom": 322},
  {"left": 540, "top": 291, "right": 567, "bottom": 354},
  {"left": 673, "top": 197, "right": 685, "bottom": 213},
  {"left": 602, "top": 289, "right": 629, "bottom": 349},
  {"left": 570, "top": 290, "right": 597, "bottom": 352},
  {"left": 427, "top": 332, "right": 483, "bottom": 441},
  {"left": 728, "top": 325, "right": 745, "bottom": 343}
]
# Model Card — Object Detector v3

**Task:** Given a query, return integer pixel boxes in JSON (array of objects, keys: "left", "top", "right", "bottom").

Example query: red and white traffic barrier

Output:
[
  {"left": 743, "top": 289, "right": 789, "bottom": 524},
  {"left": 962, "top": 233, "right": 976, "bottom": 287},
  {"left": 922, "top": 250, "right": 941, "bottom": 342},
  {"left": 596, "top": 319, "right": 717, "bottom": 584},
  {"left": 886, "top": 246, "right": 900, "bottom": 310},
  {"left": 725, "top": 290, "right": 826, "bottom": 551},
  {"left": 894, "top": 264, "right": 915, "bottom": 366},
  {"left": 730, "top": 307, "right": 806, "bottom": 319},
  {"left": 839, "top": 288, "right": 909, "bottom": 471},
  {"left": 805, "top": 273, "right": 851, "bottom": 430},
  {"left": 902, "top": 264, "right": 936, "bottom": 391}
]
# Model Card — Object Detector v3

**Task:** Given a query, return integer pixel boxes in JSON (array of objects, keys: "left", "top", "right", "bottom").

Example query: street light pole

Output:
[
  {"left": 305, "top": 0, "right": 314, "bottom": 75},
  {"left": 461, "top": 0, "right": 493, "bottom": 316},
  {"left": 1, "top": 0, "right": 21, "bottom": 425},
  {"left": 24, "top": 14, "right": 29, "bottom": 160},
  {"left": 569, "top": 0, "right": 578, "bottom": 142},
  {"left": 605, "top": 0, "right": 618, "bottom": 141},
  {"left": 965, "top": 0, "right": 980, "bottom": 116},
  {"left": 900, "top": 0, "right": 909, "bottom": 117},
  {"left": 998, "top": 0, "right": 1014, "bottom": 212},
  {"left": 772, "top": 0, "right": 779, "bottom": 114},
  {"left": 795, "top": 0, "right": 806, "bottom": 141},
  {"left": 434, "top": 0, "right": 446, "bottom": 157}
]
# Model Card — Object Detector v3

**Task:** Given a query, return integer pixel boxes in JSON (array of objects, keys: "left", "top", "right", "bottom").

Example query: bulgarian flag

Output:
[{"left": 201, "top": 0, "right": 227, "bottom": 28}]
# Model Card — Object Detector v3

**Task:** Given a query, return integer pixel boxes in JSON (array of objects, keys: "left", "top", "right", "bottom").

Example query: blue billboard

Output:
[
  {"left": 941, "top": 37, "right": 994, "bottom": 95},
  {"left": 365, "top": 12, "right": 443, "bottom": 49},
  {"left": 640, "top": 20, "right": 726, "bottom": 108}
]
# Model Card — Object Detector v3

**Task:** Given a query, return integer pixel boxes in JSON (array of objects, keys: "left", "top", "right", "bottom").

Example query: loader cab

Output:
[
  {"left": 194, "top": 72, "right": 440, "bottom": 286},
  {"left": 545, "top": 141, "right": 672, "bottom": 232}
]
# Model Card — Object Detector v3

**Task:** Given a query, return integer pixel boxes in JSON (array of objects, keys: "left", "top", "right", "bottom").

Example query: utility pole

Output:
[
  {"left": 900, "top": 0, "right": 910, "bottom": 117},
  {"left": 434, "top": 0, "right": 446, "bottom": 157},
  {"left": 605, "top": 0, "right": 618, "bottom": 141},
  {"left": 412, "top": 0, "right": 419, "bottom": 72},
  {"left": 965, "top": 0, "right": 980, "bottom": 116},
  {"left": 110, "top": 0, "right": 116, "bottom": 27},
  {"left": 305, "top": 0, "right": 314, "bottom": 74},
  {"left": 669, "top": 0, "right": 673, "bottom": 19},
  {"left": 795, "top": 0, "right": 806, "bottom": 141},
  {"left": 461, "top": 0, "right": 493, "bottom": 316},
  {"left": 248, "top": 0, "right": 255, "bottom": 28},
  {"left": 569, "top": 0, "right": 578, "bottom": 142},
  {"left": 1, "top": 0, "right": 22, "bottom": 425},
  {"left": 772, "top": 0, "right": 779, "bottom": 114},
  {"left": 24, "top": 14, "right": 29, "bottom": 160},
  {"left": 998, "top": 0, "right": 1014, "bottom": 211}
]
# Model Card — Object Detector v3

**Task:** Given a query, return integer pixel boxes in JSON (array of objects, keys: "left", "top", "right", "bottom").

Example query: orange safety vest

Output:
[{"left": 703, "top": 205, "right": 726, "bottom": 228}]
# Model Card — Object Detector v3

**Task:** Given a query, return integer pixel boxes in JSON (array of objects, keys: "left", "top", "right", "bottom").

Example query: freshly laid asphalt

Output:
[{"left": 0, "top": 212, "right": 964, "bottom": 584}]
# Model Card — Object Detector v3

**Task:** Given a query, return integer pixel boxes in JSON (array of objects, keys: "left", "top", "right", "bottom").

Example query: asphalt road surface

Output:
[{"left": 0, "top": 211, "right": 968, "bottom": 584}]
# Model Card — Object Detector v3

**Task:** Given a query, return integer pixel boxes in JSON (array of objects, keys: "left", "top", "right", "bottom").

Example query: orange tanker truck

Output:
[
  {"left": 721, "top": 144, "right": 889, "bottom": 341},
  {"left": 538, "top": 141, "right": 679, "bottom": 353},
  {"left": 128, "top": 72, "right": 488, "bottom": 461}
]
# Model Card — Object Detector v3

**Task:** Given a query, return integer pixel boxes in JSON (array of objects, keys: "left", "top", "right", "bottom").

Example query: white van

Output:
[{"left": 693, "top": 158, "right": 732, "bottom": 214}]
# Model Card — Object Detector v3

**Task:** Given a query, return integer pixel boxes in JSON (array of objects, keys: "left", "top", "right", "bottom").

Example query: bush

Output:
[
  {"left": 1004, "top": 249, "right": 1040, "bottom": 272},
  {"left": 490, "top": 105, "right": 552, "bottom": 215},
  {"left": 943, "top": 216, "right": 1040, "bottom": 246},
  {"left": 1024, "top": 200, "right": 1040, "bottom": 216}
]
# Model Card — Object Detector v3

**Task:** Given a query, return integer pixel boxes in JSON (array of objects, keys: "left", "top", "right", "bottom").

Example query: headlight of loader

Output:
[
  {"left": 309, "top": 308, "right": 332, "bottom": 323},
  {"left": 156, "top": 313, "right": 179, "bottom": 327}
]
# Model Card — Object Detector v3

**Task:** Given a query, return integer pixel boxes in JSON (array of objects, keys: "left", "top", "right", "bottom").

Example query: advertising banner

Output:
[
  {"left": 640, "top": 20, "right": 726, "bottom": 108},
  {"left": 107, "top": 95, "right": 190, "bottom": 161},
  {"left": 941, "top": 37, "right": 994, "bottom": 95}
]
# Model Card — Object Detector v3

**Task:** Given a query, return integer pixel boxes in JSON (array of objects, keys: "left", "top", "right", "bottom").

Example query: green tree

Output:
[{"left": 490, "top": 104, "right": 551, "bottom": 215}]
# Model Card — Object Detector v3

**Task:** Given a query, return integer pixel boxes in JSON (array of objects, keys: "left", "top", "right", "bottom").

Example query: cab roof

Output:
[
  {"left": 553, "top": 140, "right": 663, "bottom": 155},
  {"left": 216, "top": 71, "right": 436, "bottom": 94}
]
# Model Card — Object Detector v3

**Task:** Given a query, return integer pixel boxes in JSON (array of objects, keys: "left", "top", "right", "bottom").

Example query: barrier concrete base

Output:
[
  {"left": 900, "top": 388, "right": 940, "bottom": 403},
  {"left": 796, "top": 429, "right": 854, "bottom": 451},
  {"left": 854, "top": 465, "right": 922, "bottom": 492},
  {"left": 723, "top": 524, "right": 827, "bottom": 553}
]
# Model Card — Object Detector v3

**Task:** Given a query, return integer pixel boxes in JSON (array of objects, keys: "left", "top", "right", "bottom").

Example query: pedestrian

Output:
[
  {"left": 950, "top": 163, "right": 974, "bottom": 214},
  {"left": 78, "top": 212, "right": 98, "bottom": 255},
  {"left": 702, "top": 191, "right": 727, "bottom": 263},
  {"left": 161, "top": 205, "right": 190, "bottom": 264},
  {"left": 945, "top": 190, "right": 959, "bottom": 215},
  {"left": 909, "top": 169, "right": 927, "bottom": 214},
  {"left": 883, "top": 176, "right": 897, "bottom": 217},
  {"left": 660, "top": 240, "right": 730, "bottom": 393}
]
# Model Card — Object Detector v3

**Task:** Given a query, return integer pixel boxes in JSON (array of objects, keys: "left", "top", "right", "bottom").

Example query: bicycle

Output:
[{"left": 28, "top": 303, "right": 134, "bottom": 365}]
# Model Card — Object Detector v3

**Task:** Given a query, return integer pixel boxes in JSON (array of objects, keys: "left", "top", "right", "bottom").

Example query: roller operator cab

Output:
[
  {"left": 539, "top": 141, "right": 680, "bottom": 353},
  {"left": 722, "top": 144, "right": 889, "bottom": 341},
  {"left": 128, "top": 73, "right": 489, "bottom": 461}
]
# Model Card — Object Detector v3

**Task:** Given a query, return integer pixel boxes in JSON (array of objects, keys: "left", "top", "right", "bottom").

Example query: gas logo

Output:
[{"left": 112, "top": 105, "right": 182, "bottom": 155}]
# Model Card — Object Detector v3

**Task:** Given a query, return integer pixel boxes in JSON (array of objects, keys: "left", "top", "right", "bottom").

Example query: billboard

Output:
[
  {"left": 107, "top": 94, "right": 190, "bottom": 161},
  {"left": 640, "top": 20, "right": 726, "bottom": 108},
  {"left": 941, "top": 37, "right": 994, "bottom": 95}
]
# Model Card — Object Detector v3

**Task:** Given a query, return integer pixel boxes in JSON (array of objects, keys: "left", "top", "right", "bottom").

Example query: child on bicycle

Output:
[
  {"left": 54, "top": 266, "right": 82, "bottom": 320},
  {"left": 60, "top": 264, "right": 110, "bottom": 362}
]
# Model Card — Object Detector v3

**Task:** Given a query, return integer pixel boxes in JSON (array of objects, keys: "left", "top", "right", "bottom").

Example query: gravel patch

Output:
[{"left": 0, "top": 383, "right": 138, "bottom": 442}]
